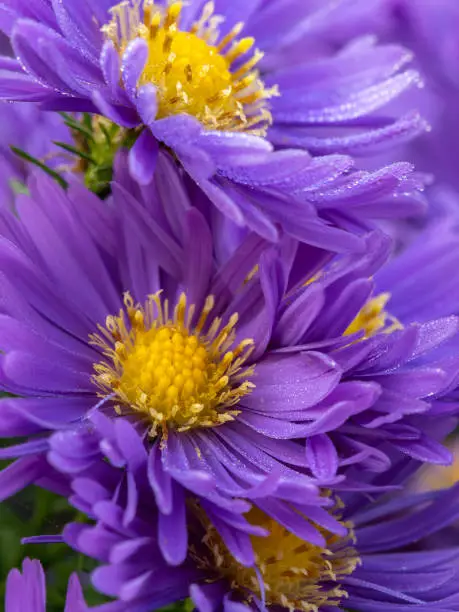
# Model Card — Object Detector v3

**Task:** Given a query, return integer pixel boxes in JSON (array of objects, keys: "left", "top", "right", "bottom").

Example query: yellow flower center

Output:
[
  {"left": 91, "top": 292, "right": 255, "bottom": 437},
  {"left": 102, "top": 1, "right": 277, "bottom": 134},
  {"left": 196, "top": 506, "right": 360, "bottom": 611},
  {"left": 345, "top": 292, "right": 402, "bottom": 338}
]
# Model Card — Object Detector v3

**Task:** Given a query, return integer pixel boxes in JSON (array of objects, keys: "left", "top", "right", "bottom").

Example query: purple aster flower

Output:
[
  {"left": 0, "top": 0, "right": 426, "bottom": 246},
  {"left": 0, "top": 168, "right": 336, "bottom": 566},
  {"left": 5, "top": 557, "right": 87, "bottom": 612},
  {"left": 0, "top": 0, "right": 425, "bottom": 155},
  {"left": 0, "top": 164, "right": 457, "bottom": 564},
  {"left": 55, "top": 444, "right": 459, "bottom": 612}
]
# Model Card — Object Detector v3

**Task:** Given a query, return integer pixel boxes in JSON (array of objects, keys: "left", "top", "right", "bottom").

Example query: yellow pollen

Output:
[
  {"left": 102, "top": 0, "right": 277, "bottom": 135},
  {"left": 90, "top": 292, "right": 255, "bottom": 437},
  {"left": 195, "top": 506, "right": 360, "bottom": 612},
  {"left": 417, "top": 442, "right": 459, "bottom": 492},
  {"left": 345, "top": 292, "right": 402, "bottom": 339}
]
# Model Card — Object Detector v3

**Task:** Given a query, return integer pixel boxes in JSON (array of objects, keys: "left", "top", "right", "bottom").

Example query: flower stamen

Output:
[
  {"left": 102, "top": 0, "right": 277, "bottom": 135},
  {"left": 345, "top": 292, "right": 402, "bottom": 338},
  {"left": 91, "top": 292, "right": 255, "bottom": 438},
  {"left": 195, "top": 505, "right": 360, "bottom": 611}
]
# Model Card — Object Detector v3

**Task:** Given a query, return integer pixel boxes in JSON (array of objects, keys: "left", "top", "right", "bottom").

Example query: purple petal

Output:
[
  {"left": 6, "top": 559, "right": 46, "bottom": 612},
  {"left": 190, "top": 582, "right": 225, "bottom": 612},
  {"left": 136, "top": 84, "right": 158, "bottom": 126},
  {"left": 305, "top": 433, "right": 338, "bottom": 480},
  {"left": 121, "top": 39, "right": 148, "bottom": 102},
  {"left": 64, "top": 573, "right": 87, "bottom": 612},
  {"left": 393, "top": 435, "right": 453, "bottom": 465},
  {"left": 243, "top": 352, "right": 342, "bottom": 413},
  {"left": 158, "top": 483, "right": 187, "bottom": 565},
  {"left": 92, "top": 90, "right": 139, "bottom": 128},
  {"left": 0, "top": 456, "right": 45, "bottom": 501},
  {"left": 128, "top": 129, "right": 159, "bottom": 186},
  {"left": 148, "top": 444, "right": 173, "bottom": 515}
]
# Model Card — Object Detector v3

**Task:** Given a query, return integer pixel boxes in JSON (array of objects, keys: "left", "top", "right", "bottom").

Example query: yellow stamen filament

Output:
[
  {"left": 90, "top": 292, "right": 255, "bottom": 438},
  {"left": 216, "top": 21, "right": 244, "bottom": 51},
  {"left": 195, "top": 505, "right": 360, "bottom": 612},
  {"left": 345, "top": 292, "right": 402, "bottom": 339},
  {"left": 102, "top": 0, "right": 277, "bottom": 135}
]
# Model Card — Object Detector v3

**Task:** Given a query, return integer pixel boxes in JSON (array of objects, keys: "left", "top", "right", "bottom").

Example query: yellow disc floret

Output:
[
  {"left": 345, "top": 292, "right": 402, "bottom": 338},
  {"left": 91, "top": 292, "right": 255, "bottom": 437},
  {"left": 195, "top": 505, "right": 360, "bottom": 611},
  {"left": 102, "top": 1, "right": 277, "bottom": 134}
]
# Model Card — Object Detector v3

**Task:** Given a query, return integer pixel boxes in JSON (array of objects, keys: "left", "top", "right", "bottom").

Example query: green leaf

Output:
[
  {"left": 11, "top": 147, "right": 68, "bottom": 189},
  {"left": 59, "top": 113, "right": 95, "bottom": 141},
  {"left": 82, "top": 113, "right": 93, "bottom": 131},
  {"left": 53, "top": 141, "right": 96, "bottom": 165}
]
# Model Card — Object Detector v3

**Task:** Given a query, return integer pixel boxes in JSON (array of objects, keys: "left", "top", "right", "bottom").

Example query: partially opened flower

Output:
[
  {"left": 60, "top": 453, "right": 459, "bottom": 612},
  {"left": 5, "top": 558, "right": 87, "bottom": 612},
  {"left": 0, "top": 0, "right": 425, "bottom": 245}
]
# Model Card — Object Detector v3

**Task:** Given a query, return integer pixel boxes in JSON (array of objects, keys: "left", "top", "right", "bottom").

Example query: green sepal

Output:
[{"left": 11, "top": 147, "right": 68, "bottom": 189}]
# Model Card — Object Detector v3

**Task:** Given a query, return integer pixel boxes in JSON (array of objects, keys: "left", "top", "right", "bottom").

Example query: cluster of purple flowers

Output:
[{"left": 0, "top": 0, "right": 458, "bottom": 610}]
